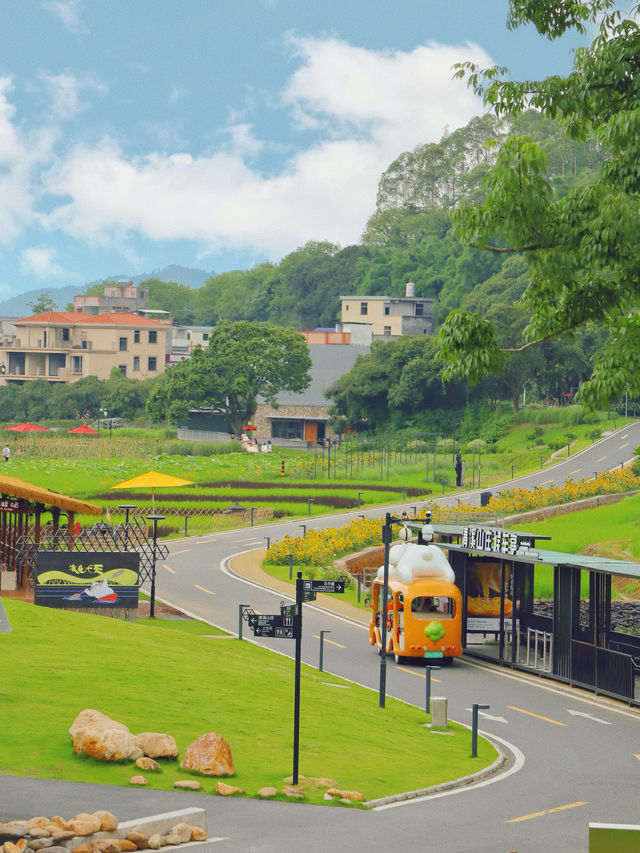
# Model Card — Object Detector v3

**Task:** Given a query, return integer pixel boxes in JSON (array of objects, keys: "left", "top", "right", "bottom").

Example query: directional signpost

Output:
[{"left": 242, "top": 571, "right": 346, "bottom": 785}]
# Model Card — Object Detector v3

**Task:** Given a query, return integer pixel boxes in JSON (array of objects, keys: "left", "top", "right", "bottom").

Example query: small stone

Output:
[
  {"left": 326, "top": 787, "right": 364, "bottom": 802},
  {"left": 49, "top": 821, "right": 66, "bottom": 831},
  {"left": 50, "top": 833, "right": 74, "bottom": 844},
  {"left": 173, "top": 781, "right": 201, "bottom": 791},
  {"left": 70, "top": 845, "right": 94, "bottom": 853},
  {"left": 135, "top": 757, "right": 160, "bottom": 772},
  {"left": 214, "top": 782, "right": 244, "bottom": 797},
  {"left": 26, "top": 831, "right": 50, "bottom": 840},
  {"left": 0, "top": 830, "right": 28, "bottom": 844},
  {"left": 323, "top": 792, "right": 333, "bottom": 801},
  {"left": 5, "top": 841, "right": 28, "bottom": 853},
  {"left": 113, "top": 840, "right": 137, "bottom": 852},
  {"left": 28, "top": 841, "right": 54, "bottom": 851},
  {"left": 129, "top": 776, "right": 148, "bottom": 786},
  {"left": 189, "top": 828, "right": 207, "bottom": 843},
  {"left": 125, "top": 832, "right": 149, "bottom": 849},
  {"left": 92, "top": 812, "right": 118, "bottom": 833},
  {"left": 92, "top": 840, "right": 120, "bottom": 853},
  {"left": 257, "top": 787, "right": 277, "bottom": 798},
  {"left": 163, "top": 824, "right": 191, "bottom": 846},
  {"left": 282, "top": 786, "right": 305, "bottom": 799},
  {"left": 26, "top": 821, "right": 49, "bottom": 833},
  {"left": 67, "top": 818, "right": 101, "bottom": 838},
  {"left": 147, "top": 835, "right": 165, "bottom": 850}
]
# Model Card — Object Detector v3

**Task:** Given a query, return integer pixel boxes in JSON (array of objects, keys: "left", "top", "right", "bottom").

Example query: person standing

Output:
[
  {"left": 2, "top": 444, "right": 10, "bottom": 463},
  {"left": 454, "top": 451, "right": 463, "bottom": 487}
]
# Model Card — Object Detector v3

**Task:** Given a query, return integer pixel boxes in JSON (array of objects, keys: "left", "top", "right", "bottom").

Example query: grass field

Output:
[{"left": 0, "top": 600, "right": 497, "bottom": 805}]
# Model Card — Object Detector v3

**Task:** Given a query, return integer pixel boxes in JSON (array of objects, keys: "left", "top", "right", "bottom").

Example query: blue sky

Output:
[{"left": 0, "top": 0, "right": 588, "bottom": 298}]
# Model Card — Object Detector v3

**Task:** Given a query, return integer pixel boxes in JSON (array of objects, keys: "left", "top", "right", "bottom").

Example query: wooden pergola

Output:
[{"left": 0, "top": 474, "right": 101, "bottom": 588}]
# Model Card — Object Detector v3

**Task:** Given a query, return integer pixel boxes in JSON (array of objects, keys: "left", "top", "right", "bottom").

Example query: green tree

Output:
[
  {"left": 146, "top": 321, "right": 312, "bottom": 434},
  {"left": 436, "top": 1, "right": 640, "bottom": 407},
  {"left": 27, "top": 292, "right": 58, "bottom": 314}
]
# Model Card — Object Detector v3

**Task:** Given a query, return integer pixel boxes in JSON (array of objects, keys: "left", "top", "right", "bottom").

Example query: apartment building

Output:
[
  {"left": 339, "top": 282, "right": 435, "bottom": 344},
  {"left": 0, "top": 310, "right": 171, "bottom": 385},
  {"left": 73, "top": 280, "right": 149, "bottom": 315}
]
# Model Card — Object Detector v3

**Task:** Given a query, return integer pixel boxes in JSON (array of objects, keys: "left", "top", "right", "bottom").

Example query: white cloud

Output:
[
  {"left": 20, "top": 247, "right": 64, "bottom": 278},
  {"left": 39, "top": 71, "right": 107, "bottom": 119},
  {"left": 42, "top": 0, "right": 86, "bottom": 34},
  {"left": 42, "top": 36, "right": 489, "bottom": 257}
]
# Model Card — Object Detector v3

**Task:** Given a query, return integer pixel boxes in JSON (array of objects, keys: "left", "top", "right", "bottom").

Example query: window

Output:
[
  {"left": 344, "top": 304, "right": 349, "bottom": 311},
  {"left": 270, "top": 419, "right": 303, "bottom": 440},
  {"left": 384, "top": 304, "right": 390, "bottom": 315},
  {"left": 414, "top": 302, "right": 424, "bottom": 317},
  {"left": 118, "top": 365, "right": 127, "bottom": 376},
  {"left": 187, "top": 332, "right": 191, "bottom": 340},
  {"left": 119, "top": 336, "right": 127, "bottom": 351},
  {"left": 148, "top": 330, "right": 157, "bottom": 344},
  {"left": 202, "top": 333, "right": 209, "bottom": 341},
  {"left": 134, "top": 330, "right": 140, "bottom": 343},
  {"left": 360, "top": 302, "right": 368, "bottom": 315},
  {"left": 384, "top": 325, "right": 391, "bottom": 336},
  {"left": 133, "top": 356, "right": 140, "bottom": 371},
  {"left": 148, "top": 356, "right": 157, "bottom": 371},
  {"left": 62, "top": 328, "right": 70, "bottom": 341},
  {"left": 71, "top": 355, "right": 82, "bottom": 373}
]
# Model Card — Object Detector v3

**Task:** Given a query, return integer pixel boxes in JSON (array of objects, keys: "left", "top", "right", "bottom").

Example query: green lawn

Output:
[{"left": 0, "top": 600, "right": 497, "bottom": 805}]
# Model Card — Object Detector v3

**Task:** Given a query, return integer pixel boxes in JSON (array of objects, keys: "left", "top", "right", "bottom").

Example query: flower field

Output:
[{"left": 263, "top": 516, "right": 383, "bottom": 566}]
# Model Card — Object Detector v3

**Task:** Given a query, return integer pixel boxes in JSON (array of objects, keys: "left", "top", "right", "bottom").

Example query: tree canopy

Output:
[
  {"left": 436, "top": 0, "right": 640, "bottom": 408},
  {"left": 146, "top": 321, "right": 312, "bottom": 434}
]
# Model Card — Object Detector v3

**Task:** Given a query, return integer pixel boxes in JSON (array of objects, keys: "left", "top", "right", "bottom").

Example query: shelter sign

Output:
[{"left": 34, "top": 551, "right": 140, "bottom": 609}]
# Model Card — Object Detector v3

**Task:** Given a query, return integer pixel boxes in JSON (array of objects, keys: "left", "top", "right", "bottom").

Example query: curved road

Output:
[{"left": 5, "top": 422, "right": 640, "bottom": 852}]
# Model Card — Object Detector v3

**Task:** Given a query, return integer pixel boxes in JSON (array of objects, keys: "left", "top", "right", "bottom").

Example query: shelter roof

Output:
[{"left": 0, "top": 474, "right": 101, "bottom": 516}]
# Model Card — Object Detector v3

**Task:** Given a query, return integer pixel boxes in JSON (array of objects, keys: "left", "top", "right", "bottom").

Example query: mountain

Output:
[{"left": 0, "top": 265, "right": 212, "bottom": 318}]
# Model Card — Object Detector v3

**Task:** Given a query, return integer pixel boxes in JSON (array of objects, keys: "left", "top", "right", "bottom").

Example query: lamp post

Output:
[{"left": 146, "top": 514, "right": 165, "bottom": 619}]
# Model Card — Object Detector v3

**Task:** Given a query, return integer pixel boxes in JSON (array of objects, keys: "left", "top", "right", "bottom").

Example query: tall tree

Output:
[
  {"left": 436, "top": 1, "right": 640, "bottom": 408},
  {"left": 146, "top": 321, "right": 312, "bottom": 434}
]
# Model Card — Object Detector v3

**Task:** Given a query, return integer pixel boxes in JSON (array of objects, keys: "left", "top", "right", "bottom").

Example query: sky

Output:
[{"left": 0, "top": 0, "right": 590, "bottom": 299}]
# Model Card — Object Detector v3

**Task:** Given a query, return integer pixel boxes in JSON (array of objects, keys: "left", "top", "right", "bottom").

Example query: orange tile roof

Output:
[{"left": 16, "top": 310, "right": 170, "bottom": 327}]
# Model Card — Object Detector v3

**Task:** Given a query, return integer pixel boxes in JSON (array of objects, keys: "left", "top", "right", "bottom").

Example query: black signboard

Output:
[
  {"left": 303, "top": 579, "right": 345, "bottom": 594},
  {"left": 302, "top": 590, "right": 317, "bottom": 602},
  {"left": 34, "top": 551, "right": 140, "bottom": 609},
  {"left": 249, "top": 613, "right": 299, "bottom": 639},
  {"left": 281, "top": 604, "right": 299, "bottom": 618}
]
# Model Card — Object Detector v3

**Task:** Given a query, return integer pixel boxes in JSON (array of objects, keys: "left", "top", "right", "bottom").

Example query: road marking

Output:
[
  {"left": 312, "top": 634, "right": 347, "bottom": 648},
  {"left": 541, "top": 479, "right": 554, "bottom": 485},
  {"left": 233, "top": 537, "right": 263, "bottom": 543},
  {"left": 567, "top": 709, "right": 612, "bottom": 725},
  {"left": 466, "top": 708, "right": 508, "bottom": 723},
  {"left": 397, "top": 665, "right": 440, "bottom": 682},
  {"left": 169, "top": 548, "right": 192, "bottom": 556},
  {"left": 506, "top": 801, "right": 587, "bottom": 823},
  {"left": 568, "top": 468, "right": 581, "bottom": 476},
  {"left": 163, "top": 564, "right": 175, "bottom": 574},
  {"left": 619, "top": 442, "right": 630, "bottom": 449},
  {"left": 507, "top": 705, "right": 566, "bottom": 726},
  {"left": 595, "top": 455, "right": 607, "bottom": 463},
  {"left": 322, "top": 682, "right": 351, "bottom": 689},
  {"left": 194, "top": 584, "right": 216, "bottom": 595}
]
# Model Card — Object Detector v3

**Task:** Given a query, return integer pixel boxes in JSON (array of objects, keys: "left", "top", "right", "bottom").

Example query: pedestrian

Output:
[
  {"left": 2, "top": 444, "right": 10, "bottom": 463},
  {"left": 454, "top": 451, "right": 463, "bottom": 487}
]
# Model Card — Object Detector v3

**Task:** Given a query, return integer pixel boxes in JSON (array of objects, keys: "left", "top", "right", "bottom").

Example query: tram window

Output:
[{"left": 410, "top": 596, "right": 454, "bottom": 619}]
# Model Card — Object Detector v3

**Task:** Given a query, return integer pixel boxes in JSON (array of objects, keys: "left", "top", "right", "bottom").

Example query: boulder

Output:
[
  {"left": 125, "top": 832, "right": 149, "bottom": 849},
  {"left": 26, "top": 821, "right": 49, "bottom": 833},
  {"left": 67, "top": 816, "right": 101, "bottom": 837},
  {"left": 135, "top": 757, "right": 160, "bottom": 772},
  {"left": 163, "top": 824, "right": 191, "bottom": 846},
  {"left": 128, "top": 776, "right": 147, "bottom": 786},
  {"left": 50, "top": 832, "right": 74, "bottom": 844},
  {"left": 26, "top": 830, "right": 50, "bottom": 839},
  {"left": 49, "top": 820, "right": 66, "bottom": 831},
  {"left": 92, "top": 841, "right": 120, "bottom": 853},
  {"left": 326, "top": 787, "right": 365, "bottom": 801},
  {"left": 113, "top": 841, "right": 137, "bottom": 852},
  {"left": 69, "top": 710, "right": 129, "bottom": 741},
  {"left": 29, "top": 840, "right": 54, "bottom": 851},
  {"left": 180, "top": 733, "right": 234, "bottom": 777},
  {"left": 214, "top": 782, "right": 244, "bottom": 797},
  {"left": 147, "top": 835, "right": 165, "bottom": 850},
  {"left": 257, "top": 787, "right": 277, "bottom": 798},
  {"left": 134, "top": 733, "right": 178, "bottom": 759},
  {"left": 282, "top": 786, "right": 304, "bottom": 799},
  {"left": 0, "top": 829, "right": 28, "bottom": 843},
  {"left": 92, "top": 812, "right": 118, "bottom": 833},
  {"left": 173, "top": 781, "right": 201, "bottom": 791},
  {"left": 69, "top": 710, "right": 142, "bottom": 762}
]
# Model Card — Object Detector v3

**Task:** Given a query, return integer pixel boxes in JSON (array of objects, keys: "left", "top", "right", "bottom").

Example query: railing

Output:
[{"left": 571, "top": 639, "right": 635, "bottom": 699}]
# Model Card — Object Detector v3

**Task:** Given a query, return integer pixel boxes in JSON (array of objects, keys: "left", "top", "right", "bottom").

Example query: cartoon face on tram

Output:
[{"left": 368, "top": 540, "right": 463, "bottom": 665}]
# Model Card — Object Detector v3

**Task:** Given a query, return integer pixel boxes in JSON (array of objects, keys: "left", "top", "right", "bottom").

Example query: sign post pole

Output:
[
  {"left": 379, "top": 514, "right": 392, "bottom": 708},
  {"left": 293, "top": 571, "right": 303, "bottom": 785}
]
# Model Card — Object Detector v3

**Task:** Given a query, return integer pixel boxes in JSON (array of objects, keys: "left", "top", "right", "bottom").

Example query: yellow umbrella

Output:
[{"left": 110, "top": 470, "right": 194, "bottom": 512}]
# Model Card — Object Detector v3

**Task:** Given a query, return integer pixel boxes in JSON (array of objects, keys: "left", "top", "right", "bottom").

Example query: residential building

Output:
[
  {"left": 169, "top": 325, "right": 213, "bottom": 364},
  {"left": 339, "top": 282, "right": 435, "bottom": 343},
  {"left": 73, "top": 281, "right": 149, "bottom": 315},
  {"left": 0, "top": 310, "right": 171, "bottom": 385}
]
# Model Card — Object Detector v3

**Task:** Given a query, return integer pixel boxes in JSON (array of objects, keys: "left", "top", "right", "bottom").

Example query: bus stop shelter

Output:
[
  {"left": 0, "top": 473, "right": 101, "bottom": 589},
  {"left": 433, "top": 522, "right": 640, "bottom": 706}
]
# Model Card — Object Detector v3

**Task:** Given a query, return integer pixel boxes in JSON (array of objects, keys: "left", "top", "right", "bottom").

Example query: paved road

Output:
[{"left": 5, "top": 422, "right": 640, "bottom": 852}]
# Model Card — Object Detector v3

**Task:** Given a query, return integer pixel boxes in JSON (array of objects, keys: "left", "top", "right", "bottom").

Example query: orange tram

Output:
[{"left": 369, "top": 574, "right": 463, "bottom": 665}]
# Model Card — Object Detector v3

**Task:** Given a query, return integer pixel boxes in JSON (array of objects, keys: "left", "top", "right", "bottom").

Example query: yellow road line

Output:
[
  {"left": 541, "top": 479, "right": 554, "bottom": 485},
  {"left": 163, "top": 564, "right": 175, "bottom": 574},
  {"left": 507, "top": 705, "right": 566, "bottom": 726},
  {"left": 634, "top": 754, "right": 640, "bottom": 761},
  {"left": 506, "top": 801, "right": 587, "bottom": 823},
  {"left": 194, "top": 584, "right": 215, "bottom": 595},
  {"left": 170, "top": 548, "right": 192, "bottom": 556},
  {"left": 397, "top": 665, "right": 440, "bottom": 682},
  {"left": 312, "top": 634, "right": 347, "bottom": 649},
  {"left": 620, "top": 442, "right": 630, "bottom": 449},
  {"left": 569, "top": 469, "right": 581, "bottom": 476},
  {"left": 595, "top": 455, "right": 606, "bottom": 463}
]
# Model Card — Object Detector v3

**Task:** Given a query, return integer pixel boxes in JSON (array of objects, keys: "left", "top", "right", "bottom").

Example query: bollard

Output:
[
  {"left": 307, "top": 497, "right": 315, "bottom": 517},
  {"left": 471, "top": 703, "right": 490, "bottom": 757},
  {"left": 238, "top": 604, "right": 249, "bottom": 640},
  {"left": 358, "top": 491, "right": 363, "bottom": 508},
  {"left": 357, "top": 574, "right": 362, "bottom": 604},
  {"left": 425, "top": 665, "right": 440, "bottom": 715},
  {"left": 410, "top": 505, "right": 417, "bottom": 515},
  {"left": 299, "top": 524, "right": 307, "bottom": 537},
  {"left": 250, "top": 507, "right": 255, "bottom": 527},
  {"left": 402, "top": 487, "right": 406, "bottom": 502},
  {"left": 288, "top": 553, "right": 293, "bottom": 580},
  {"left": 318, "top": 630, "right": 331, "bottom": 671},
  {"left": 281, "top": 458, "right": 285, "bottom": 477},
  {"left": 511, "top": 464, "right": 515, "bottom": 479},
  {"left": 265, "top": 536, "right": 271, "bottom": 550},
  {"left": 430, "top": 697, "right": 448, "bottom": 728},
  {"left": 184, "top": 515, "right": 188, "bottom": 537}
]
